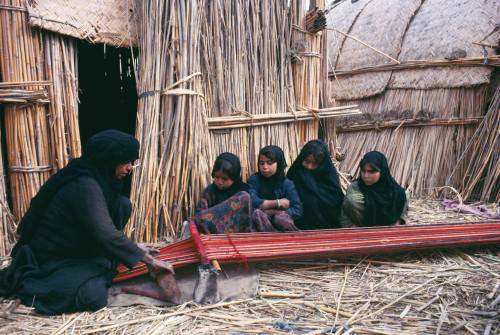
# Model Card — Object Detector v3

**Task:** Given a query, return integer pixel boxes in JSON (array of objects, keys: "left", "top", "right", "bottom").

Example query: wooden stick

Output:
[
  {"left": 337, "top": 117, "right": 483, "bottom": 133},
  {"left": 329, "top": 56, "right": 500, "bottom": 77},
  {"left": 327, "top": 27, "right": 401, "bottom": 64}
]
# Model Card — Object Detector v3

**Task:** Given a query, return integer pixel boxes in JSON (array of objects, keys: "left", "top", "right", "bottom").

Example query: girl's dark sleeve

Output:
[
  {"left": 248, "top": 175, "right": 265, "bottom": 209},
  {"left": 284, "top": 179, "right": 303, "bottom": 220},
  {"left": 71, "top": 177, "right": 145, "bottom": 268}
]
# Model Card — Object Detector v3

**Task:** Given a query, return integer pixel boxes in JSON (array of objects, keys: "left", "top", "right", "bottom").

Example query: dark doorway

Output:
[{"left": 77, "top": 42, "right": 138, "bottom": 194}]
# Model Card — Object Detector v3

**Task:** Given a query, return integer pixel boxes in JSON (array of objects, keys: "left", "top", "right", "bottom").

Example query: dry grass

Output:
[{"left": 1, "top": 198, "right": 498, "bottom": 334}]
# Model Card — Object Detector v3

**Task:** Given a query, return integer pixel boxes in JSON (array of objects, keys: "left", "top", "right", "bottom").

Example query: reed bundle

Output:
[
  {"left": 201, "top": 0, "right": 302, "bottom": 180},
  {"left": 0, "top": 0, "right": 52, "bottom": 221},
  {"left": 0, "top": 123, "right": 16, "bottom": 256},
  {"left": 304, "top": 7, "right": 326, "bottom": 34},
  {"left": 43, "top": 32, "right": 81, "bottom": 169},
  {"left": 449, "top": 87, "right": 500, "bottom": 203},
  {"left": 128, "top": 0, "right": 211, "bottom": 242}
]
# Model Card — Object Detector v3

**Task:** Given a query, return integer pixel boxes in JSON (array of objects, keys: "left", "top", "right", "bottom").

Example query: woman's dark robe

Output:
[
  {"left": 287, "top": 140, "right": 344, "bottom": 229},
  {"left": 341, "top": 151, "right": 407, "bottom": 227},
  {"left": 0, "top": 130, "right": 144, "bottom": 315}
]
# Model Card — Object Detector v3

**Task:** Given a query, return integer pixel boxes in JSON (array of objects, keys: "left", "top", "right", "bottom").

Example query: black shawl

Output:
[
  {"left": 13, "top": 129, "right": 139, "bottom": 255},
  {"left": 287, "top": 140, "right": 344, "bottom": 229},
  {"left": 356, "top": 151, "right": 406, "bottom": 227},
  {"left": 208, "top": 152, "right": 248, "bottom": 205}
]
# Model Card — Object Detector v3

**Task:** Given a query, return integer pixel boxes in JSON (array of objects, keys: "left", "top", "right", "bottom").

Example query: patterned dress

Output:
[{"left": 193, "top": 185, "right": 255, "bottom": 234}]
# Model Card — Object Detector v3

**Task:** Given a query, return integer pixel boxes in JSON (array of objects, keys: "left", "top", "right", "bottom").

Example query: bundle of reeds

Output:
[
  {"left": 128, "top": 0, "right": 211, "bottom": 242},
  {"left": 43, "top": 32, "right": 81, "bottom": 169},
  {"left": 0, "top": 0, "right": 52, "bottom": 221},
  {"left": 290, "top": 1, "right": 323, "bottom": 151},
  {"left": 0, "top": 119, "right": 16, "bottom": 256},
  {"left": 305, "top": 7, "right": 327, "bottom": 34},
  {"left": 449, "top": 87, "right": 499, "bottom": 202},
  {"left": 200, "top": 0, "right": 301, "bottom": 179}
]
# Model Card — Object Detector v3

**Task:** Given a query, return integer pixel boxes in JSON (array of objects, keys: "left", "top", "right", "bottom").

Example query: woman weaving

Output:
[{"left": 0, "top": 130, "right": 173, "bottom": 315}]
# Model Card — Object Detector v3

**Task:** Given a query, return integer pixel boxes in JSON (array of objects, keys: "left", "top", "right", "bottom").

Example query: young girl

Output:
[
  {"left": 341, "top": 151, "right": 408, "bottom": 227},
  {"left": 287, "top": 140, "right": 344, "bottom": 229},
  {"left": 192, "top": 152, "right": 254, "bottom": 234},
  {"left": 249, "top": 145, "right": 302, "bottom": 232}
]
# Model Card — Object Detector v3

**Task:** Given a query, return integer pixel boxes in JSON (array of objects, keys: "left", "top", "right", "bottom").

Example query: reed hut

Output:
[
  {"left": 326, "top": 0, "right": 499, "bottom": 201},
  {"left": 0, "top": 0, "right": 497, "bottom": 255},
  {"left": 0, "top": 0, "right": 357, "bottom": 250}
]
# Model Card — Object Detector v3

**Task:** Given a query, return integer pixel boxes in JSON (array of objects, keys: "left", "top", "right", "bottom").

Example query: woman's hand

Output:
[
  {"left": 142, "top": 253, "right": 175, "bottom": 278},
  {"left": 138, "top": 243, "right": 160, "bottom": 256}
]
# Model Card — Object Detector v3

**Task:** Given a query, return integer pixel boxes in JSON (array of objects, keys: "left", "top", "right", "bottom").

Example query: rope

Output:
[
  {"left": 8, "top": 165, "right": 53, "bottom": 173},
  {"left": 0, "top": 4, "right": 27, "bottom": 12}
]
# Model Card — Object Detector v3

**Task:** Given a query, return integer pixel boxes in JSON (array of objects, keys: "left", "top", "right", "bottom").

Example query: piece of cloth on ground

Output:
[
  {"left": 442, "top": 199, "right": 500, "bottom": 219},
  {"left": 108, "top": 264, "right": 259, "bottom": 306}
]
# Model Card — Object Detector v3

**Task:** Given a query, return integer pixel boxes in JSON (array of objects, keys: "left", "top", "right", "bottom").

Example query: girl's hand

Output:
[{"left": 279, "top": 198, "right": 290, "bottom": 209}]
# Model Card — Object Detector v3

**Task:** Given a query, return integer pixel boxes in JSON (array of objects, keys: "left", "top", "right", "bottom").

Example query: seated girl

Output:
[
  {"left": 249, "top": 145, "right": 302, "bottom": 232},
  {"left": 340, "top": 151, "right": 408, "bottom": 228},
  {"left": 287, "top": 140, "right": 344, "bottom": 229},
  {"left": 192, "top": 152, "right": 254, "bottom": 234}
]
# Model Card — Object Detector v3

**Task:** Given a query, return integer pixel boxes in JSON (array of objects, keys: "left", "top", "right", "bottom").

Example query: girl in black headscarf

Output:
[
  {"left": 287, "top": 140, "right": 344, "bottom": 229},
  {"left": 248, "top": 145, "right": 302, "bottom": 231},
  {"left": 340, "top": 151, "right": 408, "bottom": 227},
  {"left": 0, "top": 130, "right": 172, "bottom": 315},
  {"left": 191, "top": 152, "right": 253, "bottom": 234}
]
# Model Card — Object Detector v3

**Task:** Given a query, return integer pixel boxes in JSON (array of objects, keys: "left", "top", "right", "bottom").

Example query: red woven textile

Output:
[{"left": 114, "top": 221, "right": 500, "bottom": 282}]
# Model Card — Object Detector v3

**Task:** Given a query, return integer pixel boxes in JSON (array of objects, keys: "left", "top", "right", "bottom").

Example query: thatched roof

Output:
[
  {"left": 27, "top": 0, "right": 137, "bottom": 47},
  {"left": 327, "top": 0, "right": 499, "bottom": 100}
]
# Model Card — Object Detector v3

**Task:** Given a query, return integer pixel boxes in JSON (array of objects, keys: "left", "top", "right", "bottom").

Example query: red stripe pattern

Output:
[{"left": 114, "top": 221, "right": 500, "bottom": 282}]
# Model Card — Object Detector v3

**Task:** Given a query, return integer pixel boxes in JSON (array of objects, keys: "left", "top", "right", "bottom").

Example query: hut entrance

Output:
[{"left": 77, "top": 42, "right": 138, "bottom": 194}]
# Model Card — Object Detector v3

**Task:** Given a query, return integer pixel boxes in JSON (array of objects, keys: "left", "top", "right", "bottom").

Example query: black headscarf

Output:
[
  {"left": 209, "top": 152, "right": 247, "bottom": 204},
  {"left": 13, "top": 129, "right": 139, "bottom": 255},
  {"left": 255, "top": 145, "right": 287, "bottom": 199},
  {"left": 287, "top": 140, "right": 344, "bottom": 229},
  {"left": 356, "top": 151, "right": 406, "bottom": 227}
]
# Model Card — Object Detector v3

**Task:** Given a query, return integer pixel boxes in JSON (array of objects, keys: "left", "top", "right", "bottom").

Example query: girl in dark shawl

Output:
[
  {"left": 287, "top": 140, "right": 344, "bottom": 229},
  {"left": 248, "top": 145, "right": 302, "bottom": 232},
  {"left": 340, "top": 151, "right": 408, "bottom": 227},
  {"left": 0, "top": 130, "right": 172, "bottom": 315},
  {"left": 192, "top": 152, "right": 253, "bottom": 234}
]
